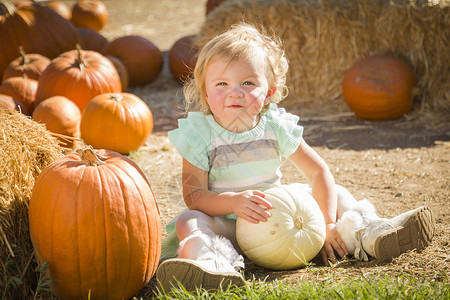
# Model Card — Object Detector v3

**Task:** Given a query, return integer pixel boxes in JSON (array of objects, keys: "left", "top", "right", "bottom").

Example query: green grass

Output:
[
  {"left": 3, "top": 254, "right": 448, "bottom": 299},
  {"left": 149, "top": 273, "right": 449, "bottom": 300}
]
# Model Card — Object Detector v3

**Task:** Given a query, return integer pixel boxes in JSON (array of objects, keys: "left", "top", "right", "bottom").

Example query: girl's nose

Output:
[{"left": 229, "top": 86, "right": 244, "bottom": 98}]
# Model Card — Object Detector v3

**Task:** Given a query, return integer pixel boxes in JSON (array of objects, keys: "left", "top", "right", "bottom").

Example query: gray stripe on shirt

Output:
[{"left": 209, "top": 139, "right": 280, "bottom": 169}]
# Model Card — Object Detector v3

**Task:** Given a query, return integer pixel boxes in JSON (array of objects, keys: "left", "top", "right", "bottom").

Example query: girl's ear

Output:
[{"left": 264, "top": 86, "right": 277, "bottom": 105}]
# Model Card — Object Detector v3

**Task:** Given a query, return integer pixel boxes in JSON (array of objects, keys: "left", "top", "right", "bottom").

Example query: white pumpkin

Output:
[{"left": 236, "top": 184, "right": 326, "bottom": 270}]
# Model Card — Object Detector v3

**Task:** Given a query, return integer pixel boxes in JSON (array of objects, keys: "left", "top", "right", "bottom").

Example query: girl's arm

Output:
[
  {"left": 288, "top": 138, "right": 348, "bottom": 264},
  {"left": 181, "top": 158, "right": 272, "bottom": 223}
]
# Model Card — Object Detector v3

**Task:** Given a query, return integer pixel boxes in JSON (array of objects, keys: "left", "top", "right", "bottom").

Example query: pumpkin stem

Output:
[
  {"left": 75, "top": 44, "right": 86, "bottom": 72},
  {"left": 18, "top": 46, "right": 29, "bottom": 65},
  {"left": 76, "top": 146, "right": 107, "bottom": 166},
  {"left": 294, "top": 216, "right": 303, "bottom": 230},
  {"left": 110, "top": 93, "right": 123, "bottom": 102},
  {"left": 0, "top": 0, "right": 16, "bottom": 16}
]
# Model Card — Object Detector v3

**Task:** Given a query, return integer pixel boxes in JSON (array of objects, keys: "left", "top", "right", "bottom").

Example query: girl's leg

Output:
[
  {"left": 334, "top": 185, "right": 435, "bottom": 262},
  {"left": 335, "top": 184, "right": 359, "bottom": 219},
  {"left": 156, "top": 210, "right": 245, "bottom": 292},
  {"left": 175, "top": 209, "right": 241, "bottom": 257},
  {"left": 175, "top": 209, "right": 244, "bottom": 269}
]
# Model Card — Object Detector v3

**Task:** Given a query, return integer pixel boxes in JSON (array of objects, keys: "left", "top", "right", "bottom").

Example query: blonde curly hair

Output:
[{"left": 183, "top": 22, "right": 289, "bottom": 114}]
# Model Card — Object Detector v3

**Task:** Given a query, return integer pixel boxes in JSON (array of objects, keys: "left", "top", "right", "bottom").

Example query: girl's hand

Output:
[
  {"left": 231, "top": 190, "right": 272, "bottom": 223},
  {"left": 320, "top": 223, "right": 348, "bottom": 266}
]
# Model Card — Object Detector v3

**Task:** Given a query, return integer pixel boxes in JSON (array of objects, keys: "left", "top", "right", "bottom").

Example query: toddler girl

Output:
[{"left": 156, "top": 23, "right": 435, "bottom": 291}]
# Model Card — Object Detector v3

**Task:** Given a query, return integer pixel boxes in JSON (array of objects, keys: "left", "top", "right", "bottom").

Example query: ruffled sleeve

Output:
[
  {"left": 167, "top": 112, "right": 211, "bottom": 172},
  {"left": 265, "top": 104, "right": 303, "bottom": 158}
]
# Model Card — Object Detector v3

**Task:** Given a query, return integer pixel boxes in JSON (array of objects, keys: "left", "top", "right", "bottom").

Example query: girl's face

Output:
[{"left": 204, "top": 55, "right": 276, "bottom": 133}]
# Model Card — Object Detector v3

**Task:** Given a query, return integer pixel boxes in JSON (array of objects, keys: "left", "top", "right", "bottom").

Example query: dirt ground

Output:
[{"left": 79, "top": 0, "right": 449, "bottom": 295}]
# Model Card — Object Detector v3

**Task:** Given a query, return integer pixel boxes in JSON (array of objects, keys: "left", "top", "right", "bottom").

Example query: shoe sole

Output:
[
  {"left": 156, "top": 259, "right": 246, "bottom": 292},
  {"left": 374, "top": 206, "right": 435, "bottom": 262}
]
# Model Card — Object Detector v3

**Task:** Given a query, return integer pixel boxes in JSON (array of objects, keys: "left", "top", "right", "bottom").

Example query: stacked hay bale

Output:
[
  {"left": 199, "top": 0, "right": 449, "bottom": 116},
  {"left": 0, "top": 109, "right": 63, "bottom": 299}
]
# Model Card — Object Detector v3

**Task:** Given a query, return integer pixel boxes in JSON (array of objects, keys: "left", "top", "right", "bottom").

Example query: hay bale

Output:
[
  {"left": 198, "top": 0, "right": 450, "bottom": 116},
  {"left": 0, "top": 109, "right": 63, "bottom": 299}
]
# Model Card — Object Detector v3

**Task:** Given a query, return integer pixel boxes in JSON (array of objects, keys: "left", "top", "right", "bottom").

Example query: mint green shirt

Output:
[{"left": 168, "top": 103, "right": 304, "bottom": 193}]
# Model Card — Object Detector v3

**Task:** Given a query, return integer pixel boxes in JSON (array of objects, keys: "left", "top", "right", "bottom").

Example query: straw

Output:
[
  {"left": 198, "top": 0, "right": 450, "bottom": 117},
  {"left": 0, "top": 109, "right": 63, "bottom": 299}
]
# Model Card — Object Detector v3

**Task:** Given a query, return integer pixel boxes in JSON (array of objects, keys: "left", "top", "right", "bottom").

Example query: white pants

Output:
[{"left": 175, "top": 184, "right": 358, "bottom": 259}]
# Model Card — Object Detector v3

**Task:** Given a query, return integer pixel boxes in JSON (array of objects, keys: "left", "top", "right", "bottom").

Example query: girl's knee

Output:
[
  {"left": 175, "top": 209, "right": 209, "bottom": 228},
  {"left": 335, "top": 184, "right": 358, "bottom": 218},
  {"left": 336, "top": 185, "right": 357, "bottom": 203},
  {"left": 175, "top": 209, "right": 214, "bottom": 238}
]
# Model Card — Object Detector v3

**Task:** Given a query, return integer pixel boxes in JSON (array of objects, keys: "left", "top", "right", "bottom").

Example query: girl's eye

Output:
[
  {"left": 243, "top": 81, "right": 254, "bottom": 86},
  {"left": 217, "top": 82, "right": 227, "bottom": 86}
]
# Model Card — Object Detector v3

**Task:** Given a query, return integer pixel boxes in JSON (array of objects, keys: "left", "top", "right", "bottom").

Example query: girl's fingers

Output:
[
  {"left": 332, "top": 241, "right": 346, "bottom": 258},
  {"left": 252, "top": 190, "right": 265, "bottom": 198},
  {"left": 338, "top": 237, "right": 349, "bottom": 255},
  {"left": 336, "top": 239, "right": 348, "bottom": 257},
  {"left": 321, "top": 244, "right": 336, "bottom": 265},
  {"left": 240, "top": 209, "right": 264, "bottom": 224},
  {"left": 250, "top": 201, "right": 271, "bottom": 219},
  {"left": 320, "top": 248, "right": 330, "bottom": 266},
  {"left": 251, "top": 191, "right": 272, "bottom": 209},
  {"left": 240, "top": 205, "right": 269, "bottom": 223}
]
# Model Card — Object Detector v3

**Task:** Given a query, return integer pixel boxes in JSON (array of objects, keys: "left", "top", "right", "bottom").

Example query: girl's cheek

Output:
[{"left": 250, "top": 88, "right": 265, "bottom": 100}]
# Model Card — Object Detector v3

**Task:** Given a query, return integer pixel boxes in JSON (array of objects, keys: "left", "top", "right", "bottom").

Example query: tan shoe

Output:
[
  {"left": 156, "top": 258, "right": 246, "bottom": 292},
  {"left": 373, "top": 206, "right": 435, "bottom": 262}
]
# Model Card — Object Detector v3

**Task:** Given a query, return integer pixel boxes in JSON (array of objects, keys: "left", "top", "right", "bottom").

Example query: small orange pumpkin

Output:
[
  {"left": 0, "top": 93, "right": 30, "bottom": 115},
  {"left": 35, "top": 47, "right": 122, "bottom": 111},
  {"left": 0, "top": 74, "right": 38, "bottom": 114},
  {"left": 42, "top": 0, "right": 71, "bottom": 19},
  {"left": 76, "top": 27, "right": 109, "bottom": 53},
  {"left": 107, "top": 55, "right": 129, "bottom": 91},
  {"left": 103, "top": 35, "right": 163, "bottom": 87},
  {"left": 80, "top": 92, "right": 153, "bottom": 154},
  {"left": 29, "top": 146, "right": 161, "bottom": 300},
  {"left": 2, "top": 47, "right": 51, "bottom": 82},
  {"left": 71, "top": 0, "right": 108, "bottom": 32},
  {"left": 168, "top": 35, "right": 198, "bottom": 83},
  {"left": 32, "top": 96, "right": 81, "bottom": 149},
  {"left": 342, "top": 55, "right": 416, "bottom": 120}
]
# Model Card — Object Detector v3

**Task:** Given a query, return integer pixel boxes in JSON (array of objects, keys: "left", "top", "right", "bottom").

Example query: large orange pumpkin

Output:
[
  {"left": 103, "top": 35, "right": 163, "bottom": 87},
  {"left": 35, "top": 47, "right": 122, "bottom": 111},
  {"left": 168, "top": 35, "right": 198, "bottom": 83},
  {"left": 342, "top": 55, "right": 416, "bottom": 120},
  {"left": 15, "top": 0, "right": 71, "bottom": 19},
  {"left": 0, "top": 0, "right": 79, "bottom": 79},
  {"left": 2, "top": 47, "right": 51, "bottom": 82},
  {"left": 29, "top": 146, "right": 162, "bottom": 300},
  {"left": 17, "top": 0, "right": 72, "bottom": 19},
  {"left": 32, "top": 96, "right": 81, "bottom": 149},
  {"left": 80, "top": 92, "right": 153, "bottom": 154}
]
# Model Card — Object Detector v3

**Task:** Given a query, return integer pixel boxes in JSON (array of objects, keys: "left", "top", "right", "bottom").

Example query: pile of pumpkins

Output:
[
  {"left": 0, "top": 2, "right": 164, "bottom": 299},
  {"left": 0, "top": 0, "right": 168, "bottom": 154},
  {"left": 0, "top": 0, "right": 226, "bottom": 156}
]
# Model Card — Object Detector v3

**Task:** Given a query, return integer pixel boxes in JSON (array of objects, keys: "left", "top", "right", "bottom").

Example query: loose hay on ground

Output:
[
  {"left": 0, "top": 109, "right": 63, "bottom": 299},
  {"left": 199, "top": 0, "right": 450, "bottom": 117}
]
